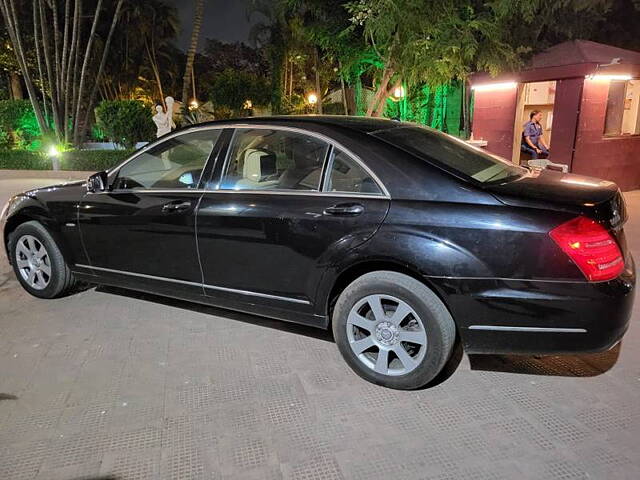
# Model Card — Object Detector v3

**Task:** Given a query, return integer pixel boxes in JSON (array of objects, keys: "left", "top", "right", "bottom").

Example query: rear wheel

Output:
[
  {"left": 9, "top": 221, "right": 76, "bottom": 299},
  {"left": 332, "top": 271, "right": 456, "bottom": 389}
]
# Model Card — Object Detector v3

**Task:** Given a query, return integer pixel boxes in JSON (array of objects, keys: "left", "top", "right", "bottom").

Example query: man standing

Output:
[{"left": 521, "top": 110, "right": 550, "bottom": 159}]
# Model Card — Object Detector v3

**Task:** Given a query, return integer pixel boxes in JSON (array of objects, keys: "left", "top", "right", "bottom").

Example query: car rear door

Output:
[
  {"left": 77, "top": 127, "right": 226, "bottom": 298},
  {"left": 196, "top": 126, "right": 390, "bottom": 321}
]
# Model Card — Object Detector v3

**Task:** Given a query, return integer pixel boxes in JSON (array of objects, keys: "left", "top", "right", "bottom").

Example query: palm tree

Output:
[
  {"left": 121, "top": 0, "right": 179, "bottom": 104},
  {"left": 181, "top": 0, "right": 204, "bottom": 104},
  {"left": 248, "top": 0, "right": 290, "bottom": 114}
]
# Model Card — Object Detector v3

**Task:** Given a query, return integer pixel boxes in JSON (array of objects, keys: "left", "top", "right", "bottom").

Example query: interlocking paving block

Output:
[{"left": 282, "top": 453, "right": 344, "bottom": 480}]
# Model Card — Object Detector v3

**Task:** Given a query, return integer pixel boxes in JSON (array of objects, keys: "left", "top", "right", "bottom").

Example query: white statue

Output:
[{"left": 152, "top": 97, "right": 176, "bottom": 138}]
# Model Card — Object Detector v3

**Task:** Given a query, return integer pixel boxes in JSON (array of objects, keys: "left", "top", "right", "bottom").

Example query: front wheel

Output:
[
  {"left": 9, "top": 221, "right": 76, "bottom": 299},
  {"left": 332, "top": 271, "right": 456, "bottom": 390}
]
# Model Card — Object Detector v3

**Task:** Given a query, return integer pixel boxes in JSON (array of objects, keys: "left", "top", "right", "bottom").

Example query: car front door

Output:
[
  {"left": 77, "top": 128, "right": 224, "bottom": 297},
  {"left": 196, "top": 126, "right": 390, "bottom": 323}
]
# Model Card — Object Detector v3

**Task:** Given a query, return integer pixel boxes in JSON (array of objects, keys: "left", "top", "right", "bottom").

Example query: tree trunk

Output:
[
  {"left": 39, "top": 0, "right": 62, "bottom": 139},
  {"left": 366, "top": 65, "right": 394, "bottom": 117},
  {"left": 63, "top": 0, "right": 80, "bottom": 143},
  {"left": 9, "top": 71, "right": 23, "bottom": 99},
  {"left": 145, "top": 37, "right": 164, "bottom": 104},
  {"left": 33, "top": 0, "right": 48, "bottom": 120},
  {"left": 338, "top": 60, "right": 348, "bottom": 115},
  {"left": 73, "top": 0, "right": 103, "bottom": 146},
  {"left": 49, "top": 0, "right": 61, "bottom": 107},
  {"left": 0, "top": 0, "right": 48, "bottom": 134},
  {"left": 462, "top": 78, "right": 471, "bottom": 139},
  {"left": 69, "top": 0, "right": 82, "bottom": 143},
  {"left": 181, "top": 0, "right": 204, "bottom": 104},
  {"left": 313, "top": 48, "right": 322, "bottom": 114},
  {"left": 79, "top": 0, "right": 124, "bottom": 140}
]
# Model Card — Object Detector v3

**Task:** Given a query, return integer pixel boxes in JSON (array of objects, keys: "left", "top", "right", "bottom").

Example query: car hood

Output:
[{"left": 486, "top": 169, "right": 626, "bottom": 229}]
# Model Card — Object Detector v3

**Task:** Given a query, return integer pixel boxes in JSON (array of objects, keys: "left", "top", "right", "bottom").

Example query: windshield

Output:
[{"left": 372, "top": 125, "right": 526, "bottom": 184}]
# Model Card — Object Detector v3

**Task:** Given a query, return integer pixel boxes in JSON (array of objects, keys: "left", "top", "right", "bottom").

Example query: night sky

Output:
[{"left": 169, "top": 0, "right": 261, "bottom": 51}]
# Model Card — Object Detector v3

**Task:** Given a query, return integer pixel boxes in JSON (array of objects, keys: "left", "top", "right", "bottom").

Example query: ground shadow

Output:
[
  {"left": 94, "top": 286, "right": 618, "bottom": 383},
  {"left": 468, "top": 343, "right": 621, "bottom": 377},
  {"left": 95, "top": 285, "right": 334, "bottom": 343}
]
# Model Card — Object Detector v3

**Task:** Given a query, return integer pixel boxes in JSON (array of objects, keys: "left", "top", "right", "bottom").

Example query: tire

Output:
[
  {"left": 8, "top": 221, "right": 76, "bottom": 299},
  {"left": 332, "top": 271, "right": 456, "bottom": 390}
]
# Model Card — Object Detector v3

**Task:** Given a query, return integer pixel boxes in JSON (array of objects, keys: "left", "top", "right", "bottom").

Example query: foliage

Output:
[
  {"left": 209, "top": 69, "right": 271, "bottom": 117},
  {"left": 0, "top": 150, "right": 50, "bottom": 170},
  {"left": 344, "top": 0, "right": 522, "bottom": 84},
  {"left": 105, "top": 0, "right": 181, "bottom": 103},
  {"left": 0, "top": 99, "right": 42, "bottom": 149},
  {"left": 0, "top": 149, "right": 134, "bottom": 171},
  {"left": 203, "top": 39, "right": 270, "bottom": 77},
  {"left": 95, "top": 100, "right": 155, "bottom": 149},
  {"left": 62, "top": 149, "right": 135, "bottom": 171}
]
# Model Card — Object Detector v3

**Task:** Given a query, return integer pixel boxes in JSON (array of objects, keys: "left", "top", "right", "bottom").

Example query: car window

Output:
[
  {"left": 220, "top": 128, "right": 329, "bottom": 191},
  {"left": 372, "top": 125, "right": 526, "bottom": 184},
  {"left": 114, "top": 129, "right": 221, "bottom": 190},
  {"left": 325, "top": 148, "right": 382, "bottom": 195}
]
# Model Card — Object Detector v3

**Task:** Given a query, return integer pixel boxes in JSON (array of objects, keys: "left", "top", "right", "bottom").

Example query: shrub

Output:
[
  {"left": 0, "top": 149, "right": 134, "bottom": 171},
  {"left": 322, "top": 102, "right": 347, "bottom": 115},
  {"left": 209, "top": 69, "right": 270, "bottom": 117},
  {"left": 95, "top": 100, "right": 155, "bottom": 149},
  {"left": 0, "top": 99, "right": 42, "bottom": 149},
  {"left": 62, "top": 150, "right": 134, "bottom": 171},
  {"left": 0, "top": 150, "right": 50, "bottom": 170}
]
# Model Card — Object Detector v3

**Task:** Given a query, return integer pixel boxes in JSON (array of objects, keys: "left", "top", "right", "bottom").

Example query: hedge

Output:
[{"left": 0, "top": 149, "right": 134, "bottom": 171}]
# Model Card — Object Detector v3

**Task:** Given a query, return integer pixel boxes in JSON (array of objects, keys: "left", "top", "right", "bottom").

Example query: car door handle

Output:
[
  {"left": 161, "top": 200, "right": 192, "bottom": 213},
  {"left": 323, "top": 203, "right": 365, "bottom": 216}
]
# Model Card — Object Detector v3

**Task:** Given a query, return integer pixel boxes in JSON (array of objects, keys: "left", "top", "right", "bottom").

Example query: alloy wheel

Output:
[
  {"left": 15, "top": 234, "right": 51, "bottom": 290},
  {"left": 346, "top": 294, "right": 428, "bottom": 376}
]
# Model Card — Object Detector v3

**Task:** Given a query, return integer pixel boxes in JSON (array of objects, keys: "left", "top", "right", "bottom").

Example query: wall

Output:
[
  {"left": 471, "top": 88, "right": 518, "bottom": 159},
  {"left": 572, "top": 79, "right": 640, "bottom": 191}
]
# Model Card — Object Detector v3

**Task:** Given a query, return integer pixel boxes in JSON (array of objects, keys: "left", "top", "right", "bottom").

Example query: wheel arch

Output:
[
  {"left": 325, "top": 259, "right": 455, "bottom": 328},
  {"left": 4, "top": 208, "right": 64, "bottom": 264}
]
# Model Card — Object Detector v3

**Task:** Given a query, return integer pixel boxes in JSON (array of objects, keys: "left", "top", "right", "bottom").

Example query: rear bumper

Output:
[{"left": 429, "top": 256, "right": 635, "bottom": 355}]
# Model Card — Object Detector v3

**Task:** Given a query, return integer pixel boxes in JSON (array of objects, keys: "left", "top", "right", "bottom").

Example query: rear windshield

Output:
[{"left": 372, "top": 125, "right": 525, "bottom": 184}]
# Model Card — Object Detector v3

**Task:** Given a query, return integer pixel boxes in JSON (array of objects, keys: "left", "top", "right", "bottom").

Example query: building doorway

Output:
[{"left": 512, "top": 81, "right": 556, "bottom": 165}]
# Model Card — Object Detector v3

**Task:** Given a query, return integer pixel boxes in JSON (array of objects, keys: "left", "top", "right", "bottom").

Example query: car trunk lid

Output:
[{"left": 486, "top": 169, "right": 627, "bottom": 230}]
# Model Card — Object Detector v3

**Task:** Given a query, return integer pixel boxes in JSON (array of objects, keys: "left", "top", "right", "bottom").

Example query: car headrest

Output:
[{"left": 243, "top": 149, "right": 276, "bottom": 181}]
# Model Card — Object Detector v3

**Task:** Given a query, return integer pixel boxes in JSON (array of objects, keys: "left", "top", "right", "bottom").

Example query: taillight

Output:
[{"left": 549, "top": 216, "right": 624, "bottom": 282}]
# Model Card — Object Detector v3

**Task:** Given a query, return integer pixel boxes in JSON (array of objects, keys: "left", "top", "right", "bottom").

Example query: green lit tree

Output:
[
  {"left": 0, "top": 0, "right": 126, "bottom": 145},
  {"left": 344, "top": 0, "right": 524, "bottom": 117}
]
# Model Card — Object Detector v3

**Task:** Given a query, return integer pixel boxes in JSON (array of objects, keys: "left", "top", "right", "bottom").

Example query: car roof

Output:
[{"left": 194, "top": 115, "right": 402, "bottom": 134}]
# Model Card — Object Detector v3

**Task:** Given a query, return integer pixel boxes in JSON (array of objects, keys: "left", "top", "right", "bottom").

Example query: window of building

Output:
[{"left": 604, "top": 79, "right": 640, "bottom": 136}]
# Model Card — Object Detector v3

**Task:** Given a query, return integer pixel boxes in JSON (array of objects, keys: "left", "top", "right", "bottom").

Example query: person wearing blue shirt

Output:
[{"left": 521, "top": 110, "right": 550, "bottom": 159}]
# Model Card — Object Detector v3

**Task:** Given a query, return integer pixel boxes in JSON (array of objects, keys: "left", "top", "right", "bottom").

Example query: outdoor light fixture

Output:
[
  {"left": 48, "top": 145, "right": 60, "bottom": 157},
  {"left": 471, "top": 82, "right": 518, "bottom": 91},
  {"left": 243, "top": 99, "right": 253, "bottom": 109},
  {"left": 586, "top": 74, "right": 633, "bottom": 81},
  {"left": 392, "top": 86, "right": 405, "bottom": 99},
  {"left": 189, "top": 99, "right": 199, "bottom": 111},
  {"left": 307, "top": 93, "right": 318, "bottom": 105}
]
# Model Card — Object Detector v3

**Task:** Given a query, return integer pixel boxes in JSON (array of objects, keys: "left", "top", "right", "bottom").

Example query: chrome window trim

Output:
[
  {"left": 216, "top": 123, "right": 391, "bottom": 199},
  {"left": 468, "top": 325, "right": 587, "bottom": 333},
  {"left": 86, "top": 188, "right": 386, "bottom": 200},
  {"left": 74, "top": 263, "right": 311, "bottom": 305}
]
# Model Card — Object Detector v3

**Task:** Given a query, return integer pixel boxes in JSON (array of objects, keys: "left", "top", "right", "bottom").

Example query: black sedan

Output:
[{"left": 1, "top": 116, "right": 635, "bottom": 389}]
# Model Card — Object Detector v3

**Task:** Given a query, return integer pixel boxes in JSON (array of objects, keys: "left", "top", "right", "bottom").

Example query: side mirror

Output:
[{"left": 86, "top": 171, "right": 109, "bottom": 193}]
